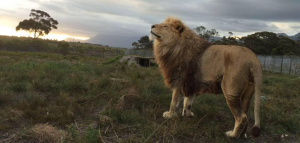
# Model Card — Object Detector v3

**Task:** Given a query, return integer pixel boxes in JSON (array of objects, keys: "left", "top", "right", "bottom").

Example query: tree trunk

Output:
[{"left": 34, "top": 29, "right": 37, "bottom": 38}]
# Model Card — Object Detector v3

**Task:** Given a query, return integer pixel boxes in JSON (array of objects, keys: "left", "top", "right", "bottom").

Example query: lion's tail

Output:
[{"left": 251, "top": 62, "right": 262, "bottom": 138}]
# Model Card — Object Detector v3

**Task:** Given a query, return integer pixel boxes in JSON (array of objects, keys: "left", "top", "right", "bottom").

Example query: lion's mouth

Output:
[{"left": 151, "top": 31, "right": 161, "bottom": 38}]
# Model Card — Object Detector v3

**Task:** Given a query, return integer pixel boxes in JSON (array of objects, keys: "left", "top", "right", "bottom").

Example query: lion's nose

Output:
[{"left": 151, "top": 25, "right": 156, "bottom": 29}]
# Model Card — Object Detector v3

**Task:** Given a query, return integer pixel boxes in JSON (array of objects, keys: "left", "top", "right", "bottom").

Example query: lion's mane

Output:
[{"left": 153, "top": 17, "right": 219, "bottom": 96}]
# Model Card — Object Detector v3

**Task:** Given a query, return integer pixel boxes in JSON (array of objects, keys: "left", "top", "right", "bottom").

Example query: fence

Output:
[
  {"left": 124, "top": 49, "right": 300, "bottom": 76},
  {"left": 124, "top": 49, "right": 154, "bottom": 57},
  {"left": 257, "top": 55, "right": 300, "bottom": 76}
]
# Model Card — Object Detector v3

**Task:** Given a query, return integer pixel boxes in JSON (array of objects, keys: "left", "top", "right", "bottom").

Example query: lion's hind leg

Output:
[
  {"left": 222, "top": 79, "right": 248, "bottom": 139},
  {"left": 240, "top": 83, "right": 255, "bottom": 138}
]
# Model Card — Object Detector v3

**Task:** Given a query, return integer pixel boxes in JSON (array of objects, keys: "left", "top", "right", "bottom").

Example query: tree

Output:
[
  {"left": 138, "top": 36, "right": 153, "bottom": 49},
  {"left": 272, "top": 36, "right": 296, "bottom": 55},
  {"left": 296, "top": 38, "right": 300, "bottom": 56},
  {"left": 16, "top": 9, "right": 58, "bottom": 38},
  {"left": 240, "top": 31, "right": 279, "bottom": 55},
  {"left": 194, "top": 26, "right": 219, "bottom": 41},
  {"left": 58, "top": 42, "right": 70, "bottom": 56},
  {"left": 132, "top": 36, "right": 153, "bottom": 49},
  {"left": 132, "top": 42, "right": 139, "bottom": 49},
  {"left": 271, "top": 36, "right": 296, "bottom": 73},
  {"left": 253, "top": 31, "right": 279, "bottom": 54},
  {"left": 213, "top": 35, "right": 239, "bottom": 45}
]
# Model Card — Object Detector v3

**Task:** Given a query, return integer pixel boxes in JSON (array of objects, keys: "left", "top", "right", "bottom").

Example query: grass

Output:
[{"left": 0, "top": 51, "right": 299, "bottom": 142}]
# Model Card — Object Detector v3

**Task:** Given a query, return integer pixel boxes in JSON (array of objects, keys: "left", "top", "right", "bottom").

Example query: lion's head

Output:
[{"left": 149, "top": 17, "right": 185, "bottom": 41}]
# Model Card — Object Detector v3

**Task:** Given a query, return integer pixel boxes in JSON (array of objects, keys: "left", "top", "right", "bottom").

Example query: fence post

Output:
[
  {"left": 289, "top": 56, "right": 293, "bottom": 75},
  {"left": 271, "top": 56, "right": 274, "bottom": 72},
  {"left": 280, "top": 56, "right": 283, "bottom": 73},
  {"left": 263, "top": 55, "right": 266, "bottom": 71}
]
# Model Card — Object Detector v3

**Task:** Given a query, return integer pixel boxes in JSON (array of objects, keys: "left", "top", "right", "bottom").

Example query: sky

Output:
[{"left": 1, "top": 0, "right": 300, "bottom": 41}]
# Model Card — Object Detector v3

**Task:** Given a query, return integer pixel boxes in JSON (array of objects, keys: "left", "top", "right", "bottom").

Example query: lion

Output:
[{"left": 149, "top": 17, "right": 262, "bottom": 139}]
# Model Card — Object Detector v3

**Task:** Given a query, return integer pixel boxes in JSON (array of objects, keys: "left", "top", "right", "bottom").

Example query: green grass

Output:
[{"left": 0, "top": 51, "right": 299, "bottom": 142}]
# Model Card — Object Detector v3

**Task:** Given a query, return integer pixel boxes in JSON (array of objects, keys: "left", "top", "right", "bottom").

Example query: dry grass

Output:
[
  {"left": 0, "top": 51, "right": 299, "bottom": 143},
  {"left": 3, "top": 124, "right": 66, "bottom": 143}
]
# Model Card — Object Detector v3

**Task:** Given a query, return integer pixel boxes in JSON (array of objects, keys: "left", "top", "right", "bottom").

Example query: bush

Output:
[{"left": 58, "top": 42, "right": 70, "bottom": 56}]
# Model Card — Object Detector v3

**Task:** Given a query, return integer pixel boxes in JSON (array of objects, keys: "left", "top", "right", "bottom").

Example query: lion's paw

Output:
[
  {"left": 163, "top": 111, "right": 176, "bottom": 118},
  {"left": 225, "top": 131, "right": 238, "bottom": 138},
  {"left": 182, "top": 109, "right": 194, "bottom": 117}
]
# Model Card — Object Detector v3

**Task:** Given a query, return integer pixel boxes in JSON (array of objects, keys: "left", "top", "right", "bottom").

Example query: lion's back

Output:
[{"left": 199, "top": 45, "right": 261, "bottom": 80}]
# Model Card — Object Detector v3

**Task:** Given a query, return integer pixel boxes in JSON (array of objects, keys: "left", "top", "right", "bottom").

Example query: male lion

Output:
[{"left": 149, "top": 17, "right": 262, "bottom": 139}]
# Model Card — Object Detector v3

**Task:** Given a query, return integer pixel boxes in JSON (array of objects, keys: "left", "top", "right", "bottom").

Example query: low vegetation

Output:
[
  {"left": 0, "top": 51, "right": 299, "bottom": 142},
  {"left": 0, "top": 35, "right": 124, "bottom": 57}
]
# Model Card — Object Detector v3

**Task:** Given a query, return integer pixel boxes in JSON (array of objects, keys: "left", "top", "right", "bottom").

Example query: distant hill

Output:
[
  {"left": 276, "top": 32, "right": 300, "bottom": 40},
  {"left": 276, "top": 33, "right": 289, "bottom": 37},
  {"left": 86, "top": 34, "right": 140, "bottom": 48},
  {"left": 64, "top": 37, "right": 86, "bottom": 43},
  {"left": 289, "top": 33, "right": 300, "bottom": 41},
  {"left": 79, "top": 32, "right": 300, "bottom": 48},
  {"left": 210, "top": 36, "right": 222, "bottom": 41}
]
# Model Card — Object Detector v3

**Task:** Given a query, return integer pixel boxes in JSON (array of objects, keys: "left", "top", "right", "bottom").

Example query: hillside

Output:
[
  {"left": 86, "top": 34, "right": 140, "bottom": 48},
  {"left": 277, "top": 32, "right": 300, "bottom": 40}
]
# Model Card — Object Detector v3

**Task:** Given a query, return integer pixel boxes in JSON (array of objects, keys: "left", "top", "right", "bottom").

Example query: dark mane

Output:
[{"left": 181, "top": 40, "right": 222, "bottom": 97}]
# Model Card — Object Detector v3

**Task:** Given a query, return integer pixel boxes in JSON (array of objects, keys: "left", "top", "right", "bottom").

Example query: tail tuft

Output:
[{"left": 250, "top": 125, "right": 261, "bottom": 138}]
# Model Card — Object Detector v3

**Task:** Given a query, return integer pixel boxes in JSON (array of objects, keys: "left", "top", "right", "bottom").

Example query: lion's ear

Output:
[{"left": 172, "top": 21, "right": 184, "bottom": 33}]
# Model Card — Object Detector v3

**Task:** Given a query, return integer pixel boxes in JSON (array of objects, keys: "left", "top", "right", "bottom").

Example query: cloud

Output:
[{"left": 1, "top": 0, "right": 300, "bottom": 40}]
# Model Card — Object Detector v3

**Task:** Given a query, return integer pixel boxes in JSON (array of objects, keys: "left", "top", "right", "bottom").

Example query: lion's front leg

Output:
[
  {"left": 182, "top": 95, "right": 195, "bottom": 117},
  {"left": 163, "top": 88, "right": 182, "bottom": 118}
]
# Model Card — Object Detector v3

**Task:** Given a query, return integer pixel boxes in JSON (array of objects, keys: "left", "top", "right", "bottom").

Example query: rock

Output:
[{"left": 119, "top": 56, "right": 140, "bottom": 67}]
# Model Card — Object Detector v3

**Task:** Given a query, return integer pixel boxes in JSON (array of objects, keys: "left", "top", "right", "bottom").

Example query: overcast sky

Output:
[{"left": 1, "top": 0, "right": 300, "bottom": 40}]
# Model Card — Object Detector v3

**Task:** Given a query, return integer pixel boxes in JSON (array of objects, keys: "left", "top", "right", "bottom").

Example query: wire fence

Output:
[
  {"left": 257, "top": 55, "right": 300, "bottom": 76},
  {"left": 124, "top": 49, "right": 154, "bottom": 57},
  {"left": 124, "top": 49, "right": 300, "bottom": 76}
]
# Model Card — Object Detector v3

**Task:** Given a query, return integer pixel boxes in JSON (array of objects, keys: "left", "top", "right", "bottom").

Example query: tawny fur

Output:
[{"left": 151, "top": 17, "right": 262, "bottom": 139}]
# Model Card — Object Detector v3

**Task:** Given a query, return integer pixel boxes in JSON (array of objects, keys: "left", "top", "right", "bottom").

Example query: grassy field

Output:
[{"left": 0, "top": 51, "right": 299, "bottom": 143}]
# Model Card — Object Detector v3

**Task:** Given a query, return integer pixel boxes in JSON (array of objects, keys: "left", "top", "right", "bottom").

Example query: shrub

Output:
[{"left": 58, "top": 42, "right": 70, "bottom": 56}]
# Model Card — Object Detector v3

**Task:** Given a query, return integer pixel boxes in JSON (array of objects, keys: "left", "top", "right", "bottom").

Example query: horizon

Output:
[{"left": 1, "top": 0, "right": 300, "bottom": 44}]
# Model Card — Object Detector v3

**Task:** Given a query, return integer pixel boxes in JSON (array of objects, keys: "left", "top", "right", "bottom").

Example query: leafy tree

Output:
[
  {"left": 240, "top": 31, "right": 279, "bottom": 54},
  {"left": 132, "top": 42, "right": 139, "bottom": 49},
  {"left": 253, "top": 31, "right": 279, "bottom": 54},
  {"left": 194, "top": 26, "right": 219, "bottom": 41},
  {"left": 138, "top": 36, "right": 153, "bottom": 49},
  {"left": 16, "top": 9, "right": 58, "bottom": 38},
  {"left": 132, "top": 36, "right": 153, "bottom": 49},
  {"left": 272, "top": 36, "right": 296, "bottom": 55},
  {"left": 296, "top": 38, "right": 300, "bottom": 56},
  {"left": 58, "top": 42, "right": 70, "bottom": 56},
  {"left": 271, "top": 36, "right": 296, "bottom": 73},
  {"left": 213, "top": 36, "right": 239, "bottom": 45}
]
